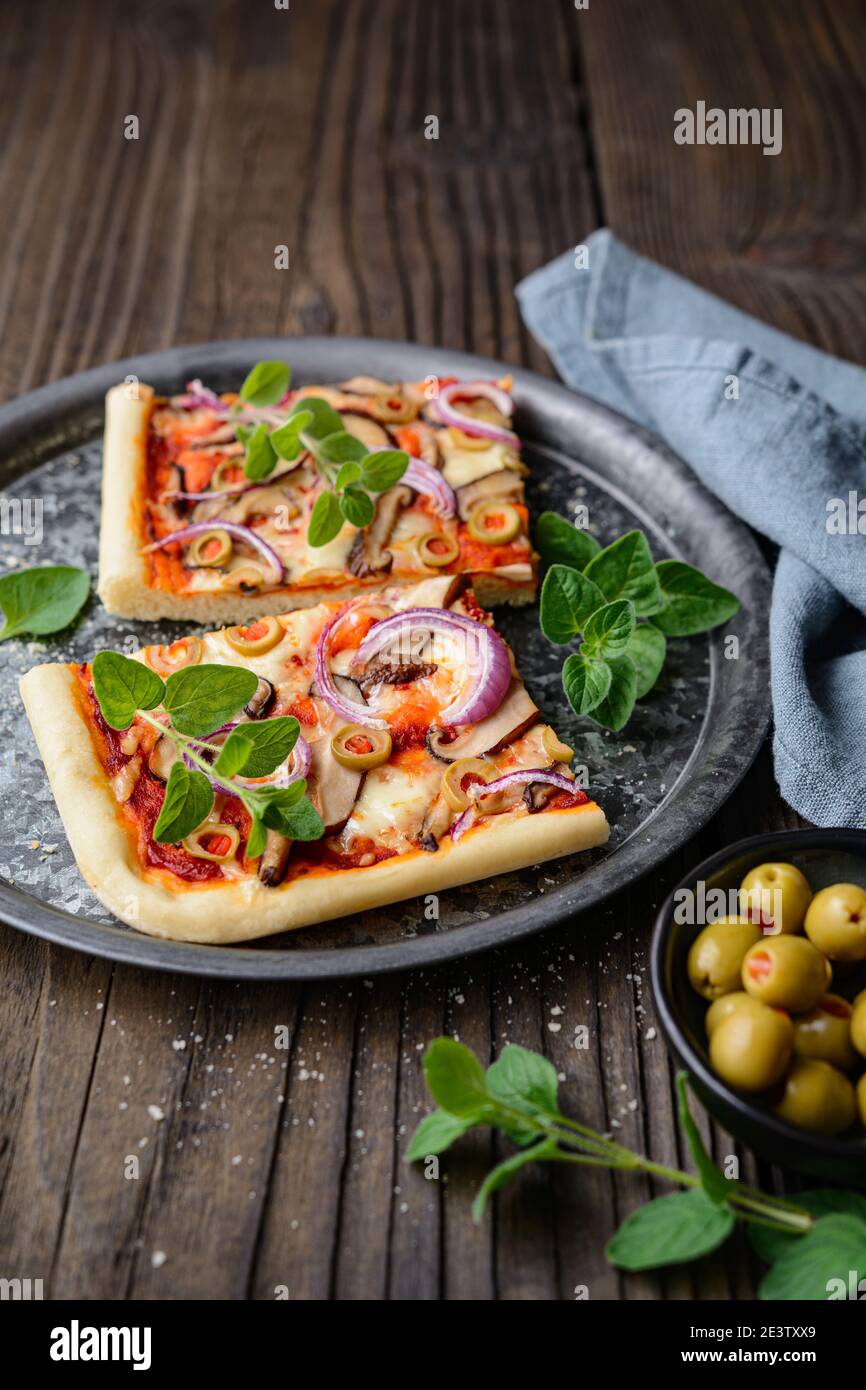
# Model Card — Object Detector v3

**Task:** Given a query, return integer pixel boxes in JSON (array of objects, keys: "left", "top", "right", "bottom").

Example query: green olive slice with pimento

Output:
[{"left": 331, "top": 724, "right": 393, "bottom": 771}]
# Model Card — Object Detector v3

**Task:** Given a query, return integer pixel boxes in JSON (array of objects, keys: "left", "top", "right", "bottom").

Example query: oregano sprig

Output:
[
  {"left": 91, "top": 651, "right": 324, "bottom": 849},
  {"left": 537, "top": 514, "right": 740, "bottom": 732},
  {"left": 406, "top": 1040, "right": 866, "bottom": 1297}
]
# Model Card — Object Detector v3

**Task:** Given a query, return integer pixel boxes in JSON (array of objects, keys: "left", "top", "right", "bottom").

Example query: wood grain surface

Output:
[{"left": 0, "top": 0, "right": 863, "bottom": 1301}]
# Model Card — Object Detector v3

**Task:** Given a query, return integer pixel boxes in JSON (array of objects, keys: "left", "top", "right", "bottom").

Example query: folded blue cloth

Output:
[{"left": 516, "top": 230, "right": 866, "bottom": 827}]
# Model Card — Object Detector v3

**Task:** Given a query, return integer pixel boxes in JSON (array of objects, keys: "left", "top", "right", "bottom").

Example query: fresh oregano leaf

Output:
[
  {"left": 214, "top": 717, "right": 300, "bottom": 779},
  {"left": 292, "top": 396, "right": 345, "bottom": 441},
  {"left": 246, "top": 817, "right": 268, "bottom": 860},
  {"left": 334, "top": 461, "right": 363, "bottom": 490},
  {"left": 163, "top": 664, "right": 258, "bottom": 738},
  {"left": 626, "top": 623, "right": 666, "bottom": 699},
  {"left": 606, "top": 1188, "right": 735, "bottom": 1272},
  {"left": 316, "top": 431, "right": 369, "bottom": 466},
  {"left": 239, "top": 360, "right": 291, "bottom": 407},
  {"left": 308, "top": 489, "right": 345, "bottom": 547},
  {"left": 270, "top": 408, "right": 312, "bottom": 460},
  {"left": 675, "top": 1073, "right": 730, "bottom": 1205},
  {"left": 540, "top": 565, "right": 607, "bottom": 645},
  {"left": 486, "top": 1044, "right": 560, "bottom": 1117},
  {"left": 360, "top": 450, "right": 409, "bottom": 492},
  {"left": 584, "top": 530, "right": 663, "bottom": 616},
  {"left": 242, "top": 421, "right": 278, "bottom": 480},
  {"left": 340, "top": 486, "right": 375, "bottom": 528},
  {"left": 748, "top": 1190, "right": 866, "bottom": 1267},
  {"left": 0, "top": 565, "right": 90, "bottom": 642},
  {"left": 472, "top": 1139, "right": 560, "bottom": 1222},
  {"left": 91, "top": 651, "right": 165, "bottom": 730},
  {"left": 589, "top": 654, "right": 637, "bottom": 731},
  {"left": 651, "top": 559, "right": 740, "bottom": 637},
  {"left": 536, "top": 511, "right": 601, "bottom": 569},
  {"left": 582, "top": 598, "right": 636, "bottom": 659},
  {"left": 259, "top": 788, "right": 324, "bottom": 841},
  {"left": 423, "top": 1038, "right": 492, "bottom": 1119},
  {"left": 562, "top": 653, "right": 612, "bottom": 716},
  {"left": 152, "top": 762, "right": 214, "bottom": 844},
  {"left": 758, "top": 1215, "right": 866, "bottom": 1301},
  {"left": 406, "top": 1109, "right": 476, "bottom": 1162}
]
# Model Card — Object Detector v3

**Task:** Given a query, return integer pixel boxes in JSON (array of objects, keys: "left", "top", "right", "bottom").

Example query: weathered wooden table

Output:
[{"left": 1, "top": 0, "right": 863, "bottom": 1300}]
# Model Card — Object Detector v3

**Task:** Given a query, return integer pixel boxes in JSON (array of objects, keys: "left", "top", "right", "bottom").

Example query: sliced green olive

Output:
[
  {"left": 331, "top": 724, "right": 393, "bottom": 770},
  {"left": 211, "top": 457, "right": 246, "bottom": 490},
  {"left": 221, "top": 563, "right": 269, "bottom": 593},
  {"left": 183, "top": 823, "right": 240, "bottom": 862},
  {"left": 466, "top": 500, "right": 521, "bottom": 544},
  {"left": 144, "top": 635, "right": 203, "bottom": 677},
  {"left": 541, "top": 725, "right": 574, "bottom": 763},
  {"left": 441, "top": 758, "right": 494, "bottom": 812},
  {"left": 370, "top": 392, "right": 418, "bottom": 423},
  {"left": 416, "top": 531, "right": 460, "bottom": 568},
  {"left": 224, "top": 615, "right": 284, "bottom": 656},
  {"left": 189, "top": 529, "right": 233, "bottom": 568}
]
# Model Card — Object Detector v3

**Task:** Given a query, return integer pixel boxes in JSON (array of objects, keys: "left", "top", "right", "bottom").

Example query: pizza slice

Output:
[
  {"left": 98, "top": 368, "right": 538, "bottom": 624},
  {"left": 20, "top": 577, "right": 608, "bottom": 944}
]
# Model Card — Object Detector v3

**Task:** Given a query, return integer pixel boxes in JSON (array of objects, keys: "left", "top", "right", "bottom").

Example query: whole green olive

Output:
[
  {"left": 687, "top": 918, "right": 763, "bottom": 1001},
  {"left": 741, "top": 934, "right": 831, "bottom": 1012},
  {"left": 773, "top": 1058, "right": 857, "bottom": 1136},
  {"left": 791, "top": 994, "right": 857, "bottom": 1071},
  {"left": 739, "top": 861, "right": 811, "bottom": 934},
  {"left": 705, "top": 991, "right": 770, "bottom": 1038},
  {"left": 709, "top": 1005, "right": 793, "bottom": 1092},
  {"left": 804, "top": 883, "right": 866, "bottom": 962},
  {"left": 851, "top": 996, "right": 866, "bottom": 1060}
]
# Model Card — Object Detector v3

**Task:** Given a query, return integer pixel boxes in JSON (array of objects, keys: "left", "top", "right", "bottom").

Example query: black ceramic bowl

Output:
[{"left": 651, "top": 829, "right": 866, "bottom": 1186}]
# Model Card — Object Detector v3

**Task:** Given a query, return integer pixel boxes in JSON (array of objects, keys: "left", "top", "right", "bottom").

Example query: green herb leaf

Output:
[
  {"left": 214, "top": 717, "right": 300, "bottom": 779},
  {"left": 423, "top": 1038, "right": 492, "bottom": 1119},
  {"left": 0, "top": 564, "right": 90, "bottom": 642},
  {"left": 651, "top": 559, "right": 740, "bottom": 637},
  {"left": 758, "top": 1215, "right": 866, "bottom": 1301},
  {"left": 675, "top": 1073, "right": 730, "bottom": 1205},
  {"left": 360, "top": 450, "right": 409, "bottom": 492},
  {"left": 316, "top": 431, "right": 369, "bottom": 466},
  {"left": 626, "top": 623, "right": 666, "bottom": 699},
  {"left": 270, "top": 408, "right": 312, "bottom": 461},
  {"left": 472, "top": 1139, "right": 560, "bottom": 1222},
  {"left": 258, "top": 787, "right": 324, "bottom": 841},
  {"left": 539, "top": 565, "right": 607, "bottom": 645},
  {"left": 292, "top": 396, "right": 344, "bottom": 441},
  {"left": 340, "top": 486, "right": 375, "bottom": 528},
  {"left": 606, "top": 1188, "right": 735, "bottom": 1272},
  {"left": 584, "top": 530, "right": 663, "bottom": 617},
  {"left": 335, "top": 462, "right": 362, "bottom": 489},
  {"left": 748, "top": 1190, "right": 866, "bottom": 1267},
  {"left": 163, "top": 664, "right": 258, "bottom": 738},
  {"left": 406, "top": 1110, "right": 475, "bottom": 1163},
  {"left": 562, "top": 652, "right": 612, "bottom": 716},
  {"left": 242, "top": 421, "right": 278, "bottom": 480},
  {"left": 486, "top": 1044, "right": 560, "bottom": 1117},
  {"left": 246, "top": 817, "right": 268, "bottom": 860},
  {"left": 239, "top": 361, "right": 291, "bottom": 407},
  {"left": 536, "top": 511, "right": 601, "bottom": 570},
  {"left": 152, "top": 762, "right": 214, "bottom": 844},
  {"left": 581, "top": 598, "right": 636, "bottom": 659},
  {"left": 91, "top": 651, "right": 165, "bottom": 730},
  {"left": 308, "top": 489, "right": 345, "bottom": 547},
  {"left": 590, "top": 654, "right": 637, "bottom": 731}
]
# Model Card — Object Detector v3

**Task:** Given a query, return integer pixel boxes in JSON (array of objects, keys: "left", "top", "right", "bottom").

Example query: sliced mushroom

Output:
[
  {"left": 147, "top": 734, "right": 181, "bottom": 781},
  {"left": 419, "top": 793, "right": 452, "bottom": 852},
  {"left": 347, "top": 484, "right": 412, "bottom": 577},
  {"left": 339, "top": 375, "right": 395, "bottom": 395},
  {"left": 244, "top": 676, "right": 276, "bottom": 719},
  {"left": 409, "top": 420, "right": 441, "bottom": 469},
  {"left": 258, "top": 830, "right": 292, "bottom": 886},
  {"left": 358, "top": 659, "right": 437, "bottom": 695},
  {"left": 192, "top": 481, "right": 297, "bottom": 526},
  {"left": 455, "top": 469, "right": 525, "bottom": 523},
  {"left": 341, "top": 413, "right": 392, "bottom": 451},
  {"left": 309, "top": 736, "right": 364, "bottom": 833},
  {"left": 425, "top": 678, "right": 539, "bottom": 762}
]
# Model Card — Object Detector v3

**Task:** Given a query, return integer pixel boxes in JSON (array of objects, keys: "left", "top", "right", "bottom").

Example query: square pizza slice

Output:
[
  {"left": 98, "top": 371, "right": 538, "bottom": 624},
  {"left": 20, "top": 577, "right": 608, "bottom": 944}
]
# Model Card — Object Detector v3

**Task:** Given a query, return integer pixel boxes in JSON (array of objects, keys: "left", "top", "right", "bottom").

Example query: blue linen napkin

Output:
[{"left": 516, "top": 230, "right": 866, "bottom": 828}]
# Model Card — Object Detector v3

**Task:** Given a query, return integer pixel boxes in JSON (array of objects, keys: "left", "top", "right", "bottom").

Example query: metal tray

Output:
[{"left": 0, "top": 337, "right": 771, "bottom": 978}]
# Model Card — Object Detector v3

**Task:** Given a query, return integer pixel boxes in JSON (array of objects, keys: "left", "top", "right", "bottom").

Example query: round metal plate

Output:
[{"left": 0, "top": 337, "right": 771, "bottom": 978}]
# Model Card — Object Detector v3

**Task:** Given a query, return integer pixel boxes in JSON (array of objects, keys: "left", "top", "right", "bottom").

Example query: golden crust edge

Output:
[{"left": 19, "top": 663, "right": 609, "bottom": 946}]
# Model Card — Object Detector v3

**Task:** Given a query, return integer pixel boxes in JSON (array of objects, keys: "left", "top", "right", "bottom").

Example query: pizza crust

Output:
[
  {"left": 19, "top": 663, "right": 609, "bottom": 946},
  {"left": 96, "top": 382, "right": 538, "bottom": 622}
]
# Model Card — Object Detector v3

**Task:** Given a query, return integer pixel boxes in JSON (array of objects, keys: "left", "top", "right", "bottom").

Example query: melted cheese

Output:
[
  {"left": 439, "top": 441, "right": 518, "bottom": 489},
  {"left": 340, "top": 762, "right": 443, "bottom": 853}
]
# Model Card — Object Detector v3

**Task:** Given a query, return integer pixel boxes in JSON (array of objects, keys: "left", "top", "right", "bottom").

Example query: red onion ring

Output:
[
  {"left": 402, "top": 459, "right": 456, "bottom": 518},
  {"left": 435, "top": 381, "right": 519, "bottom": 448},
  {"left": 314, "top": 603, "right": 389, "bottom": 731},
  {"left": 170, "top": 380, "right": 230, "bottom": 412},
  {"left": 472, "top": 768, "right": 581, "bottom": 806},
  {"left": 353, "top": 607, "right": 511, "bottom": 727},
  {"left": 450, "top": 808, "right": 475, "bottom": 842},
  {"left": 142, "top": 520, "right": 284, "bottom": 583}
]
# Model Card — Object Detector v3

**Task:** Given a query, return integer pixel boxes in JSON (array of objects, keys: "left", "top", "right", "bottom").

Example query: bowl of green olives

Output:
[{"left": 650, "top": 829, "right": 866, "bottom": 1184}]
